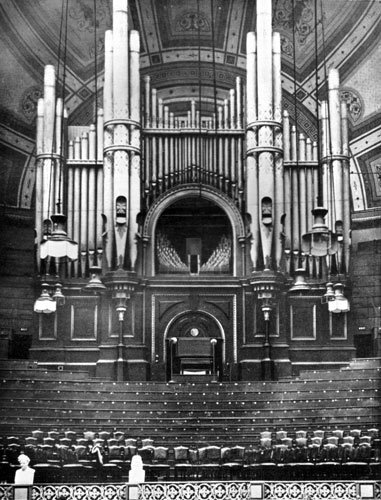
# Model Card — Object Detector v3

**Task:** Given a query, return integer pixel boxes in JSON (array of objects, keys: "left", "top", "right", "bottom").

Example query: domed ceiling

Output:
[{"left": 0, "top": 0, "right": 380, "bottom": 213}]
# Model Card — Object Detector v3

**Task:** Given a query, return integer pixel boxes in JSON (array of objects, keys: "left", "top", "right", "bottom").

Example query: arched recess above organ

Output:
[{"left": 142, "top": 184, "right": 247, "bottom": 277}]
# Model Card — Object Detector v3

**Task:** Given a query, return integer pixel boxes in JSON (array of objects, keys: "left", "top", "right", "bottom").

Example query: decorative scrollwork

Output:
[
  {"left": 340, "top": 88, "right": 363, "bottom": 122},
  {"left": 274, "top": 0, "right": 314, "bottom": 45},
  {"left": 175, "top": 12, "right": 210, "bottom": 32},
  {"left": 20, "top": 86, "right": 43, "bottom": 122}
]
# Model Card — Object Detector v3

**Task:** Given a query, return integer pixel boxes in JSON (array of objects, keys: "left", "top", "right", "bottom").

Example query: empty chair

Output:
[
  {"left": 349, "top": 429, "right": 362, "bottom": 445},
  {"left": 221, "top": 445, "right": 245, "bottom": 480},
  {"left": 64, "top": 430, "right": 77, "bottom": 442},
  {"left": 24, "top": 444, "right": 37, "bottom": 463},
  {"left": 367, "top": 428, "right": 379, "bottom": 439},
  {"left": 198, "top": 445, "right": 221, "bottom": 480},
  {"left": 360, "top": 435, "right": 372, "bottom": 445},
  {"left": 36, "top": 444, "right": 56, "bottom": 463},
  {"left": 33, "top": 463, "right": 61, "bottom": 483},
  {"left": 76, "top": 438, "right": 88, "bottom": 447},
  {"left": 100, "top": 463, "right": 122, "bottom": 482},
  {"left": 321, "top": 443, "right": 339, "bottom": 462},
  {"left": 138, "top": 446, "right": 154, "bottom": 480},
  {"left": 56, "top": 444, "right": 76, "bottom": 464},
  {"left": 98, "top": 431, "right": 111, "bottom": 441},
  {"left": 124, "top": 445, "right": 137, "bottom": 464},
  {"left": 331, "top": 429, "right": 344, "bottom": 441},
  {"left": 59, "top": 437, "right": 72, "bottom": 447},
  {"left": 6, "top": 443, "right": 21, "bottom": 464},
  {"left": 43, "top": 437, "right": 56, "bottom": 447},
  {"left": 313, "top": 430, "right": 325, "bottom": 440},
  {"left": 260, "top": 431, "right": 272, "bottom": 440},
  {"left": 326, "top": 436, "right": 339, "bottom": 446},
  {"left": 113, "top": 431, "right": 125, "bottom": 442},
  {"left": 108, "top": 445, "right": 123, "bottom": 463},
  {"left": 356, "top": 442, "right": 372, "bottom": 462},
  {"left": 173, "top": 446, "right": 193, "bottom": 481},
  {"left": 62, "top": 463, "right": 88, "bottom": 483},
  {"left": 93, "top": 438, "right": 105, "bottom": 447},
  {"left": 48, "top": 431, "right": 60, "bottom": 441},
  {"left": 107, "top": 438, "right": 118, "bottom": 448},
  {"left": 125, "top": 438, "right": 137, "bottom": 447},
  {"left": 150, "top": 446, "right": 170, "bottom": 481},
  {"left": 339, "top": 442, "right": 355, "bottom": 462},
  {"left": 73, "top": 445, "right": 88, "bottom": 461},
  {"left": 25, "top": 437, "right": 38, "bottom": 447},
  {"left": 295, "top": 430, "right": 307, "bottom": 439},
  {"left": 243, "top": 447, "right": 261, "bottom": 480},
  {"left": 0, "top": 460, "right": 13, "bottom": 483},
  {"left": 31, "top": 431, "right": 44, "bottom": 442},
  {"left": 141, "top": 438, "right": 154, "bottom": 447},
  {"left": 293, "top": 438, "right": 309, "bottom": 463},
  {"left": 83, "top": 431, "right": 95, "bottom": 441},
  {"left": 276, "top": 430, "right": 287, "bottom": 442}
]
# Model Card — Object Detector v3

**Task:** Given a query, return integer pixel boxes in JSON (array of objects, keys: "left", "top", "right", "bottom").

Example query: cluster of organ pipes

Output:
[
  {"left": 142, "top": 76, "right": 245, "bottom": 207},
  {"left": 34, "top": 0, "right": 351, "bottom": 281},
  {"left": 245, "top": 0, "right": 350, "bottom": 277}
]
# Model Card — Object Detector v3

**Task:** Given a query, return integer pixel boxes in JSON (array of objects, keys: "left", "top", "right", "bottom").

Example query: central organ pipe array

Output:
[{"left": 34, "top": 0, "right": 350, "bottom": 279}]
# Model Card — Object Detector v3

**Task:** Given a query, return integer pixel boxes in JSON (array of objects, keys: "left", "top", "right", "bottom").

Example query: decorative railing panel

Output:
[{"left": 0, "top": 482, "right": 380, "bottom": 500}]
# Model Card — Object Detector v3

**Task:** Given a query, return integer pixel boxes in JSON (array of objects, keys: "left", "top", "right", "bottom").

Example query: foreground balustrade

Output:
[{"left": 0, "top": 481, "right": 380, "bottom": 500}]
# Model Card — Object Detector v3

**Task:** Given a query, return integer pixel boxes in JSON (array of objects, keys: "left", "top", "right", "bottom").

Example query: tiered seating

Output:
[
  {"left": 0, "top": 358, "right": 380, "bottom": 481},
  {"left": 0, "top": 427, "right": 380, "bottom": 482}
]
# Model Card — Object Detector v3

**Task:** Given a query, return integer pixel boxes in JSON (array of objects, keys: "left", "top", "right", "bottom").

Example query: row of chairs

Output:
[
  {"left": 4, "top": 426, "right": 379, "bottom": 448},
  {"left": 1, "top": 444, "right": 380, "bottom": 483}
]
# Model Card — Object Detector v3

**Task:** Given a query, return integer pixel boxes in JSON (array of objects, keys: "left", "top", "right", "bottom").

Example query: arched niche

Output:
[{"left": 142, "top": 184, "right": 247, "bottom": 277}]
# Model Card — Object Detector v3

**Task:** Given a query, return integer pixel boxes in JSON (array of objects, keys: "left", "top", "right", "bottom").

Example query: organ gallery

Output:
[{"left": 0, "top": 0, "right": 380, "bottom": 383}]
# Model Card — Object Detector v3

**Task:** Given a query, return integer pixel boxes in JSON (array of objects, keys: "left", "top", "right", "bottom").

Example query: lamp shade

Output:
[
  {"left": 40, "top": 214, "right": 78, "bottom": 261},
  {"left": 34, "top": 284, "right": 57, "bottom": 314},
  {"left": 328, "top": 283, "right": 350, "bottom": 313}
]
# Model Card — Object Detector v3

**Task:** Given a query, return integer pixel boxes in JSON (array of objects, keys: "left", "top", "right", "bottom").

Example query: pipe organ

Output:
[{"left": 33, "top": 0, "right": 354, "bottom": 381}]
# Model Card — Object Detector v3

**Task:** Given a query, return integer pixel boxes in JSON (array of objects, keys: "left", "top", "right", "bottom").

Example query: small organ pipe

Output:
[
  {"left": 130, "top": 30, "right": 140, "bottom": 126},
  {"left": 230, "top": 89, "right": 235, "bottom": 128},
  {"left": 283, "top": 111, "right": 291, "bottom": 253},
  {"left": 236, "top": 77, "right": 241, "bottom": 128},
  {"left": 306, "top": 138, "right": 313, "bottom": 230},
  {"left": 145, "top": 76, "right": 151, "bottom": 127},
  {"left": 103, "top": 29, "right": 114, "bottom": 268},
  {"left": 320, "top": 101, "right": 332, "bottom": 229},
  {"left": 96, "top": 166, "right": 104, "bottom": 259},
  {"left": 328, "top": 68, "right": 343, "bottom": 227},
  {"left": 67, "top": 165, "right": 74, "bottom": 274},
  {"left": 88, "top": 164, "right": 96, "bottom": 266},
  {"left": 103, "top": 31, "right": 113, "bottom": 124},
  {"left": 74, "top": 137, "right": 81, "bottom": 160},
  {"left": 42, "top": 65, "right": 56, "bottom": 220},
  {"left": 273, "top": 32, "right": 283, "bottom": 269},
  {"left": 97, "top": 109, "right": 104, "bottom": 160},
  {"left": 341, "top": 100, "right": 350, "bottom": 273},
  {"left": 89, "top": 124, "right": 96, "bottom": 160},
  {"left": 272, "top": 33, "right": 282, "bottom": 123},
  {"left": 113, "top": 0, "right": 129, "bottom": 119},
  {"left": 291, "top": 126, "right": 299, "bottom": 260},
  {"left": 246, "top": 31, "right": 258, "bottom": 269},
  {"left": 81, "top": 132, "right": 89, "bottom": 160},
  {"left": 191, "top": 100, "right": 196, "bottom": 128},
  {"left": 299, "top": 134, "right": 307, "bottom": 240},
  {"left": 35, "top": 98, "right": 44, "bottom": 268},
  {"left": 224, "top": 99, "right": 229, "bottom": 129},
  {"left": 73, "top": 167, "right": 81, "bottom": 275},
  {"left": 151, "top": 89, "right": 157, "bottom": 128},
  {"left": 55, "top": 98, "right": 63, "bottom": 156},
  {"left": 80, "top": 166, "right": 89, "bottom": 276}
]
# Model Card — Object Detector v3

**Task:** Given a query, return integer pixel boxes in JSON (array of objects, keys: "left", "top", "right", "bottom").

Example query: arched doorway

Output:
[{"left": 165, "top": 311, "right": 224, "bottom": 382}]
